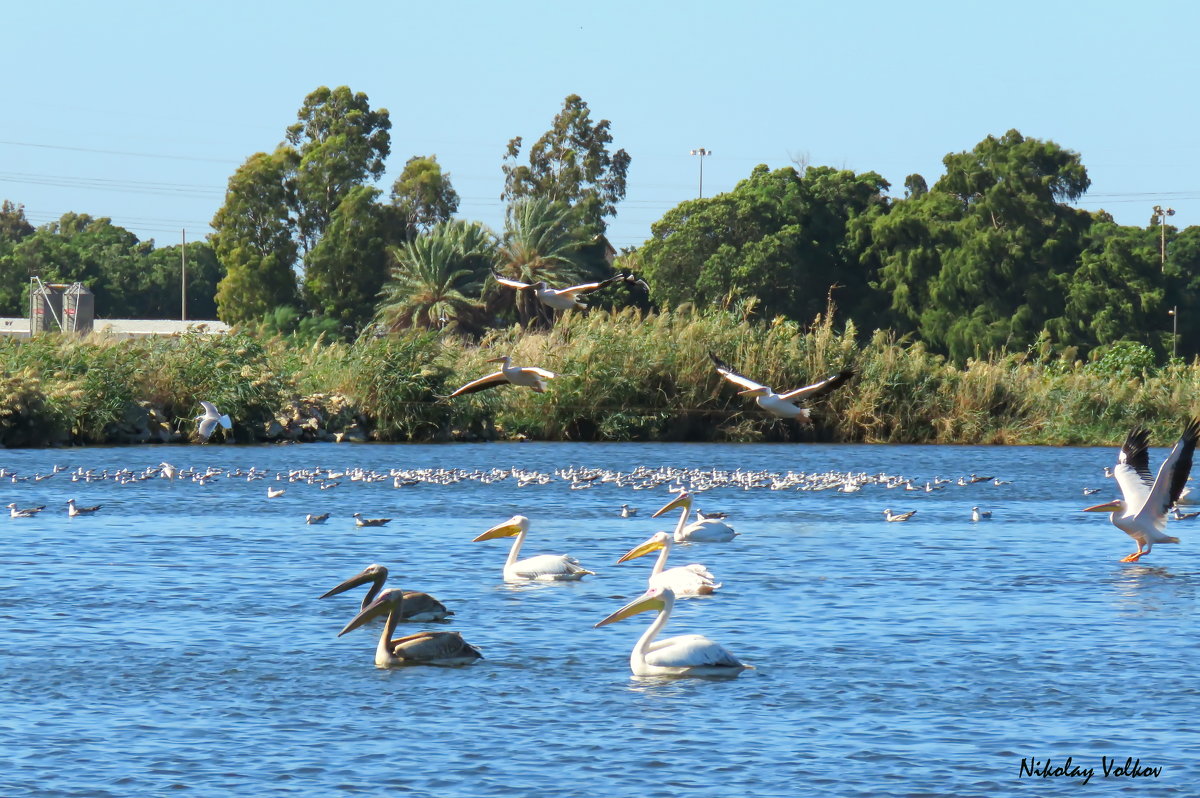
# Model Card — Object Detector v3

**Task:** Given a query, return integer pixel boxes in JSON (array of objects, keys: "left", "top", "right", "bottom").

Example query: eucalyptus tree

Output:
[
  {"left": 212, "top": 148, "right": 301, "bottom": 325},
  {"left": 391, "top": 155, "right": 460, "bottom": 240},
  {"left": 375, "top": 219, "right": 496, "bottom": 334},
  {"left": 502, "top": 94, "right": 630, "bottom": 235},
  {"left": 493, "top": 196, "right": 588, "bottom": 328}
]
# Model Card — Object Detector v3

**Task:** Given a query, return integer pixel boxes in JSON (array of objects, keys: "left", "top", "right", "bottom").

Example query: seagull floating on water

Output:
[
  {"left": 971, "top": 506, "right": 992, "bottom": 522},
  {"left": 620, "top": 504, "right": 638, "bottom": 518},
  {"left": 353, "top": 513, "right": 392, "bottom": 527},
  {"left": 883, "top": 509, "right": 916, "bottom": 522},
  {"left": 66, "top": 499, "right": 101, "bottom": 517},
  {"left": 7, "top": 502, "right": 45, "bottom": 518},
  {"left": 306, "top": 512, "right": 330, "bottom": 525}
]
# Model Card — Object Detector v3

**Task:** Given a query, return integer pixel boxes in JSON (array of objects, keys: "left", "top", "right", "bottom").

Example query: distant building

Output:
[{"left": 0, "top": 317, "right": 229, "bottom": 339}]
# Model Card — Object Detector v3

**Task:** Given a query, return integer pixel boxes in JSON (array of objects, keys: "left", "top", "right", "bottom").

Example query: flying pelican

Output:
[
  {"left": 970, "top": 506, "right": 992, "bottom": 522},
  {"left": 491, "top": 271, "right": 614, "bottom": 311},
  {"left": 709, "top": 352, "right": 854, "bottom": 422},
  {"left": 195, "top": 401, "right": 232, "bottom": 442},
  {"left": 7, "top": 502, "right": 45, "bottom": 518},
  {"left": 1083, "top": 419, "right": 1200, "bottom": 562},
  {"left": 338, "top": 589, "right": 481, "bottom": 668},
  {"left": 353, "top": 513, "right": 391, "bottom": 527},
  {"left": 652, "top": 492, "right": 737, "bottom": 542},
  {"left": 320, "top": 563, "right": 452, "bottom": 622},
  {"left": 606, "top": 270, "right": 650, "bottom": 294},
  {"left": 445, "top": 355, "right": 557, "bottom": 398},
  {"left": 66, "top": 499, "right": 101, "bottom": 517},
  {"left": 594, "top": 587, "right": 750, "bottom": 677},
  {"left": 471, "top": 515, "right": 595, "bottom": 581},
  {"left": 616, "top": 531, "right": 721, "bottom": 597},
  {"left": 883, "top": 509, "right": 916, "bottom": 522}
]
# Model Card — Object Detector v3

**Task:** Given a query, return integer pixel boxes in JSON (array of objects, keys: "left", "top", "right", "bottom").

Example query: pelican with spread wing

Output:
[
  {"left": 445, "top": 355, "right": 557, "bottom": 398},
  {"left": 709, "top": 352, "right": 854, "bottom": 422},
  {"left": 491, "top": 271, "right": 613, "bottom": 312},
  {"left": 1084, "top": 419, "right": 1200, "bottom": 562}
]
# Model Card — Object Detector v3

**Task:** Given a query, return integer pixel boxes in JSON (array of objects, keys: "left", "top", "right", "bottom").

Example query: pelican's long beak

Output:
[
  {"left": 594, "top": 591, "right": 666, "bottom": 628},
  {"left": 1083, "top": 500, "right": 1123, "bottom": 513},
  {"left": 337, "top": 591, "right": 399, "bottom": 636},
  {"left": 737, "top": 387, "right": 769, "bottom": 397},
  {"left": 652, "top": 492, "right": 691, "bottom": 518},
  {"left": 616, "top": 536, "right": 665, "bottom": 564},
  {"left": 472, "top": 515, "right": 527, "bottom": 542},
  {"left": 485, "top": 356, "right": 508, "bottom": 363},
  {"left": 319, "top": 566, "right": 379, "bottom": 599}
]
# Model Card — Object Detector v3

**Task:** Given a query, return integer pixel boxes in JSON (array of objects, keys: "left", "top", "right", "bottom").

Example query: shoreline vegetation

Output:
[{"left": 0, "top": 308, "right": 1194, "bottom": 449}]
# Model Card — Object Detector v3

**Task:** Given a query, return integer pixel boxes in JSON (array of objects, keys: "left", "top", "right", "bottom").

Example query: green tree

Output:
[
  {"left": 493, "top": 197, "right": 588, "bottom": 328},
  {"left": 212, "top": 149, "right": 301, "bottom": 325},
  {"left": 502, "top": 94, "right": 630, "bottom": 233},
  {"left": 391, "top": 155, "right": 460, "bottom": 239},
  {"left": 375, "top": 219, "right": 496, "bottom": 334},
  {"left": 302, "top": 185, "right": 393, "bottom": 334}
]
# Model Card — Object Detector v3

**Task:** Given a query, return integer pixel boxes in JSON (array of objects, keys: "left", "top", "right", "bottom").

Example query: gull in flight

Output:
[{"left": 195, "top": 401, "right": 232, "bottom": 442}]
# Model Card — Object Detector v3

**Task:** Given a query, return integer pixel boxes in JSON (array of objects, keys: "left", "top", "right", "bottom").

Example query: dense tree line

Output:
[{"left": 1, "top": 86, "right": 1195, "bottom": 363}]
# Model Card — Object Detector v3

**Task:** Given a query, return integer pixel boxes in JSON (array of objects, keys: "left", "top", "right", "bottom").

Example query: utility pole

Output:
[
  {"left": 1169, "top": 306, "right": 1178, "bottom": 359},
  {"left": 181, "top": 229, "right": 187, "bottom": 322},
  {"left": 1153, "top": 205, "right": 1175, "bottom": 270},
  {"left": 690, "top": 148, "right": 711, "bottom": 198}
]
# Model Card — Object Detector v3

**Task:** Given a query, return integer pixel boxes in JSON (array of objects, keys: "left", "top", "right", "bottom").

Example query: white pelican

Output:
[
  {"left": 445, "top": 355, "right": 557, "bottom": 398},
  {"left": 471, "top": 515, "right": 595, "bottom": 581},
  {"left": 491, "top": 271, "right": 613, "bottom": 311},
  {"left": 883, "top": 509, "right": 916, "bottom": 522},
  {"left": 353, "top": 513, "right": 391, "bottom": 527},
  {"left": 616, "top": 531, "right": 721, "bottom": 597},
  {"left": 652, "top": 492, "right": 737, "bottom": 542},
  {"left": 195, "top": 400, "right": 232, "bottom": 441},
  {"left": 970, "top": 506, "right": 992, "bottom": 522},
  {"left": 7, "top": 503, "right": 45, "bottom": 518},
  {"left": 338, "top": 588, "right": 481, "bottom": 668},
  {"left": 709, "top": 352, "right": 854, "bottom": 422},
  {"left": 1084, "top": 419, "right": 1200, "bottom": 562},
  {"left": 66, "top": 499, "right": 101, "bottom": 517},
  {"left": 320, "top": 563, "right": 452, "bottom": 622},
  {"left": 594, "top": 587, "right": 750, "bottom": 677}
]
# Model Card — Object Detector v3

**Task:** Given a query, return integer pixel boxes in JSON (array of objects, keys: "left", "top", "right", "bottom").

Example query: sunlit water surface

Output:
[{"left": 2, "top": 442, "right": 1198, "bottom": 796}]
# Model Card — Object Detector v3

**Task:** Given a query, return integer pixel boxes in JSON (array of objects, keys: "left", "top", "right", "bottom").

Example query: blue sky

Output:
[{"left": 3, "top": 1, "right": 1198, "bottom": 252}]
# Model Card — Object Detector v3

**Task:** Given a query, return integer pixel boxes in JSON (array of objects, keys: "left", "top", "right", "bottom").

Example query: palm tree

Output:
[
  {"left": 493, "top": 197, "right": 588, "bottom": 328},
  {"left": 374, "top": 220, "right": 496, "bottom": 335}
]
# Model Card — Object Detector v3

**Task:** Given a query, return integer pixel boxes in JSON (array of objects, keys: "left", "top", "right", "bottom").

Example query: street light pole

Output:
[
  {"left": 690, "top": 148, "right": 711, "bottom": 198},
  {"left": 1153, "top": 205, "right": 1175, "bottom": 270},
  {"left": 1169, "top": 306, "right": 1178, "bottom": 359}
]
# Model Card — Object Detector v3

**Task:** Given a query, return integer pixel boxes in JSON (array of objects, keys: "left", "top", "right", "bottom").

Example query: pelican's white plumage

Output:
[
  {"left": 1083, "top": 419, "right": 1200, "bottom": 562},
  {"left": 594, "top": 586, "right": 749, "bottom": 677},
  {"left": 472, "top": 515, "right": 594, "bottom": 581},
  {"left": 338, "top": 588, "right": 480, "bottom": 667},
  {"left": 491, "top": 271, "right": 613, "bottom": 311},
  {"left": 195, "top": 401, "right": 232, "bottom": 441},
  {"left": 709, "top": 352, "right": 854, "bottom": 422},
  {"left": 617, "top": 531, "right": 720, "bottom": 596},
  {"left": 652, "top": 492, "right": 737, "bottom": 542},
  {"left": 446, "top": 355, "right": 557, "bottom": 398}
]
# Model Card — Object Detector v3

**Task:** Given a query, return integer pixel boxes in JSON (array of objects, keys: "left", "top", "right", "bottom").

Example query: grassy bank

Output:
[{"left": 0, "top": 309, "right": 1195, "bottom": 447}]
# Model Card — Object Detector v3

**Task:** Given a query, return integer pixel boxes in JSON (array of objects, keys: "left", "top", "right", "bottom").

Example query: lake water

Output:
[{"left": 2, "top": 441, "right": 1197, "bottom": 796}]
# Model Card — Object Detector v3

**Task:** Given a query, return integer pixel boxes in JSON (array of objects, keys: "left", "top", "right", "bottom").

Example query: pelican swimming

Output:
[
  {"left": 338, "top": 588, "right": 481, "bottom": 668},
  {"left": 1083, "top": 419, "right": 1200, "bottom": 562},
  {"left": 594, "top": 586, "right": 749, "bottom": 677},
  {"left": 652, "top": 492, "right": 737, "bottom": 542},
  {"left": 709, "top": 352, "right": 854, "bottom": 422},
  {"left": 66, "top": 499, "right": 101, "bottom": 517},
  {"left": 320, "top": 563, "right": 452, "bottom": 622},
  {"left": 616, "top": 531, "right": 721, "bottom": 597},
  {"left": 491, "top": 271, "right": 615, "bottom": 311},
  {"left": 471, "top": 515, "right": 595, "bottom": 581},
  {"left": 195, "top": 400, "right": 232, "bottom": 442},
  {"left": 445, "top": 355, "right": 557, "bottom": 398}
]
